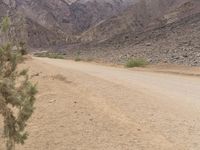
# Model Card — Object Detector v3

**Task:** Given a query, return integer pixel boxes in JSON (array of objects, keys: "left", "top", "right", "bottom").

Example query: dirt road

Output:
[{"left": 1, "top": 57, "right": 200, "bottom": 150}]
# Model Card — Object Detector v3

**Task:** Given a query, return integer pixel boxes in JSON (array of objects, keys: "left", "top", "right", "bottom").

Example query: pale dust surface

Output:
[{"left": 1, "top": 57, "right": 200, "bottom": 150}]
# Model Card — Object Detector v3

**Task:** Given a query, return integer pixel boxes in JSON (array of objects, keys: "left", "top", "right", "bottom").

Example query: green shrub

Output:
[
  {"left": 74, "top": 51, "right": 82, "bottom": 61},
  {"left": 33, "top": 52, "right": 47, "bottom": 57},
  {"left": 125, "top": 58, "right": 148, "bottom": 68},
  {"left": 47, "top": 53, "right": 65, "bottom": 59},
  {"left": 19, "top": 41, "right": 28, "bottom": 55},
  {"left": 0, "top": 16, "right": 37, "bottom": 150}
]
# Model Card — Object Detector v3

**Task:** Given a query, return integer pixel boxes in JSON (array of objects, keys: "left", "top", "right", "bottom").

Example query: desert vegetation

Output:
[
  {"left": 0, "top": 17, "right": 37, "bottom": 150},
  {"left": 34, "top": 52, "right": 65, "bottom": 59},
  {"left": 74, "top": 51, "right": 82, "bottom": 61},
  {"left": 74, "top": 57, "right": 82, "bottom": 61},
  {"left": 125, "top": 58, "right": 148, "bottom": 68}
]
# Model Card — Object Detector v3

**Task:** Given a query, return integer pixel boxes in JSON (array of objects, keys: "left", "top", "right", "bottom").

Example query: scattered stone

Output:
[
  {"left": 145, "top": 43, "right": 152, "bottom": 46},
  {"left": 31, "top": 72, "right": 40, "bottom": 78},
  {"left": 49, "top": 99, "right": 56, "bottom": 103}
]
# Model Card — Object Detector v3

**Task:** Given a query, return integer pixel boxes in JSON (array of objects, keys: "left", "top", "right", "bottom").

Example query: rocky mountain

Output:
[
  {"left": 64, "top": 0, "right": 200, "bottom": 66},
  {"left": 14, "top": 0, "right": 135, "bottom": 35},
  {"left": 70, "top": 0, "right": 138, "bottom": 33},
  {"left": 1, "top": 0, "right": 138, "bottom": 48},
  {"left": 0, "top": 0, "right": 67, "bottom": 48},
  {"left": 76, "top": 0, "right": 200, "bottom": 43},
  {"left": 0, "top": 0, "right": 200, "bottom": 65}
]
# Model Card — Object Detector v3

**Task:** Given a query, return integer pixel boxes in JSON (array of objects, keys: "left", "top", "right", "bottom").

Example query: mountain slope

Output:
[
  {"left": 0, "top": 0, "right": 67, "bottom": 49},
  {"left": 77, "top": 0, "right": 200, "bottom": 43},
  {"left": 64, "top": 0, "right": 200, "bottom": 66},
  {"left": 70, "top": 0, "right": 137, "bottom": 33},
  {"left": 1, "top": 0, "right": 138, "bottom": 48},
  {"left": 14, "top": 0, "right": 136, "bottom": 35}
]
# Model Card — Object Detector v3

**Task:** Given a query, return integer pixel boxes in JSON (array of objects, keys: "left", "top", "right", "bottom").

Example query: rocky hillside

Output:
[
  {"left": 0, "top": 0, "right": 67, "bottom": 48},
  {"left": 64, "top": 0, "right": 200, "bottom": 66},
  {"left": 0, "top": 0, "right": 200, "bottom": 66},
  {"left": 76, "top": 0, "right": 199, "bottom": 43},
  {"left": 14, "top": 0, "right": 136, "bottom": 35},
  {"left": 1, "top": 0, "right": 138, "bottom": 48},
  {"left": 70, "top": 0, "right": 138, "bottom": 33}
]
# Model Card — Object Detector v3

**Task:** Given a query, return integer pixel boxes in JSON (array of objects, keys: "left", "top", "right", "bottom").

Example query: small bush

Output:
[
  {"left": 86, "top": 57, "right": 93, "bottom": 62},
  {"left": 74, "top": 57, "right": 81, "bottom": 62},
  {"left": 33, "top": 52, "right": 47, "bottom": 57},
  {"left": 125, "top": 58, "right": 148, "bottom": 68},
  {"left": 19, "top": 41, "right": 28, "bottom": 55},
  {"left": 74, "top": 51, "right": 82, "bottom": 61},
  {"left": 34, "top": 52, "right": 65, "bottom": 59},
  {"left": 0, "top": 16, "right": 37, "bottom": 150},
  {"left": 47, "top": 53, "right": 65, "bottom": 59}
]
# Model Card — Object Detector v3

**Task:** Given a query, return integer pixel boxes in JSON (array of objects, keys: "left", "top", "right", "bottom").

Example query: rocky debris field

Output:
[{"left": 64, "top": 13, "right": 200, "bottom": 66}]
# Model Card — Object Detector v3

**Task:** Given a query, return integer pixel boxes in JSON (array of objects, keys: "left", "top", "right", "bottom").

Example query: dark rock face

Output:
[
  {"left": 1, "top": 0, "right": 136, "bottom": 48},
  {"left": 0, "top": 0, "right": 68, "bottom": 49},
  {"left": 70, "top": 0, "right": 137, "bottom": 32},
  {"left": 15, "top": 0, "right": 74, "bottom": 34},
  {"left": 0, "top": 1, "right": 9, "bottom": 17},
  {"left": 13, "top": 0, "right": 134, "bottom": 35},
  {"left": 25, "top": 19, "right": 66, "bottom": 49}
]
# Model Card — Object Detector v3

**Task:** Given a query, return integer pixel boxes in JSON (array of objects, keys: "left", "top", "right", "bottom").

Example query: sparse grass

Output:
[
  {"left": 74, "top": 57, "right": 82, "bottom": 62},
  {"left": 74, "top": 57, "right": 94, "bottom": 62},
  {"left": 34, "top": 52, "right": 65, "bottom": 59},
  {"left": 74, "top": 51, "right": 82, "bottom": 61},
  {"left": 86, "top": 57, "right": 94, "bottom": 62},
  {"left": 52, "top": 74, "right": 67, "bottom": 81},
  {"left": 51, "top": 74, "right": 71, "bottom": 83},
  {"left": 125, "top": 58, "right": 148, "bottom": 68},
  {"left": 47, "top": 53, "right": 65, "bottom": 59}
]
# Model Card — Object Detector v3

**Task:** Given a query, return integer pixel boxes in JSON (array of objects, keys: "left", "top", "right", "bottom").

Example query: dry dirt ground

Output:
[{"left": 1, "top": 57, "right": 200, "bottom": 150}]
